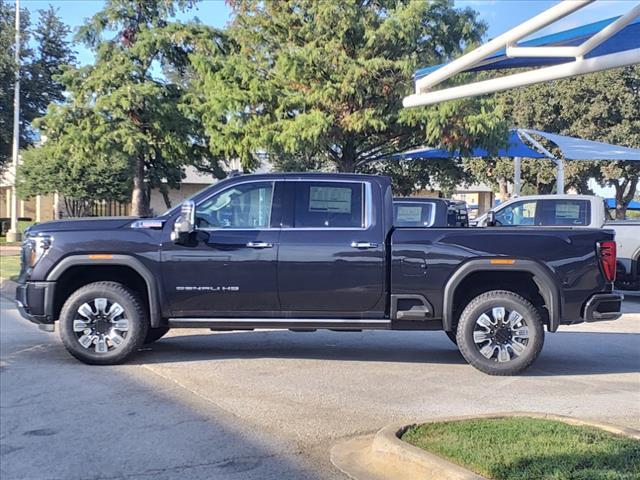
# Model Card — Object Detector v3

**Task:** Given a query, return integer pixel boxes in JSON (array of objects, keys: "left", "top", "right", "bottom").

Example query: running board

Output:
[{"left": 168, "top": 318, "right": 391, "bottom": 330}]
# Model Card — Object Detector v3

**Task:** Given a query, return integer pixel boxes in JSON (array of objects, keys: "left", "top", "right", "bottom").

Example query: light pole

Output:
[{"left": 7, "top": 0, "right": 21, "bottom": 242}]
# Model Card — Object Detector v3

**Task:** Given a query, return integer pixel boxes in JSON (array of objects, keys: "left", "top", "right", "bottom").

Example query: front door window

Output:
[
  {"left": 196, "top": 182, "right": 274, "bottom": 229},
  {"left": 495, "top": 200, "right": 537, "bottom": 226}
]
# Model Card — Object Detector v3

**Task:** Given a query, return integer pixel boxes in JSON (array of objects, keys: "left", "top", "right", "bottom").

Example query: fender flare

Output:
[
  {"left": 442, "top": 259, "right": 561, "bottom": 332},
  {"left": 47, "top": 254, "right": 162, "bottom": 327}
]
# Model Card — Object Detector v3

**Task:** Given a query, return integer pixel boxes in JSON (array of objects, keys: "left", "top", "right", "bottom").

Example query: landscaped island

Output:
[{"left": 401, "top": 417, "right": 640, "bottom": 480}]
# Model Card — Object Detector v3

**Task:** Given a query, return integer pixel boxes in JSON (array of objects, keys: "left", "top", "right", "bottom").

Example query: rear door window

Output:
[
  {"left": 540, "top": 199, "right": 590, "bottom": 226},
  {"left": 394, "top": 203, "right": 435, "bottom": 227},
  {"left": 293, "top": 181, "right": 364, "bottom": 228}
]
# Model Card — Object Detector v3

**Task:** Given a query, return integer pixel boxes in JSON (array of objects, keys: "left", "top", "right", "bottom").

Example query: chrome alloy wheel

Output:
[
  {"left": 72, "top": 298, "right": 129, "bottom": 354},
  {"left": 473, "top": 307, "right": 530, "bottom": 363}
]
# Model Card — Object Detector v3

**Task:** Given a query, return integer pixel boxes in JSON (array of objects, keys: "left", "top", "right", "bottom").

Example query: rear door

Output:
[{"left": 277, "top": 179, "right": 385, "bottom": 316}]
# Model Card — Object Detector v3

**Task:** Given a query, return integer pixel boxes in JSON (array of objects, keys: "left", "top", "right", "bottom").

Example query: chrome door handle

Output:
[
  {"left": 351, "top": 241, "right": 378, "bottom": 249},
  {"left": 246, "top": 241, "right": 273, "bottom": 248}
]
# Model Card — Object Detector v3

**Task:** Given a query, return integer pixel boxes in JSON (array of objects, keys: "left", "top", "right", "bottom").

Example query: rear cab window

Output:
[{"left": 394, "top": 203, "right": 435, "bottom": 227}]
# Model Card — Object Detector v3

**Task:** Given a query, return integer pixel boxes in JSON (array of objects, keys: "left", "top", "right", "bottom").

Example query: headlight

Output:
[{"left": 23, "top": 234, "right": 52, "bottom": 268}]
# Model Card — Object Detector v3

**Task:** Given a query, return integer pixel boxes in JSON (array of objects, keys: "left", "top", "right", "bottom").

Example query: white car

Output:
[{"left": 474, "top": 194, "right": 640, "bottom": 290}]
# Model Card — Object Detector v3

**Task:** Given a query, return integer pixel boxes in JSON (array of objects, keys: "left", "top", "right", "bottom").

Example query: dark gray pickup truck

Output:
[{"left": 16, "top": 173, "right": 622, "bottom": 374}]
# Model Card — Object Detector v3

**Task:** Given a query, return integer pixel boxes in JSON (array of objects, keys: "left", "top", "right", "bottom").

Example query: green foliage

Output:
[
  {"left": 402, "top": 417, "right": 640, "bottom": 480},
  {"left": 18, "top": 0, "right": 228, "bottom": 215},
  {"left": 188, "top": 0, "right": 505, "bottom": 192},
  {"left": 0, "top": 1, "right": 74, "bottom": 169}
]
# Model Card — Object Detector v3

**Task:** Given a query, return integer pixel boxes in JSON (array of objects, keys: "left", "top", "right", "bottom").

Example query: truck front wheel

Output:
[
  {"left": 456, "top": 290, "right": 544, "bottom": 375},
  {"left": 59, "top": 282, "right": 148, "bottom": 365}
]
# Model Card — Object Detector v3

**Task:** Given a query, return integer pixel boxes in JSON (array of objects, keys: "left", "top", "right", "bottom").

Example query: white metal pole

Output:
[
  {"left": 513, "top": 157, "right": 522, "bottom": 197},
  {"left": 7, "top": 0, "right": 21, "bottom": 242},
  {"left": 556, "top": 159, "right": 565, "bottom": 194}
]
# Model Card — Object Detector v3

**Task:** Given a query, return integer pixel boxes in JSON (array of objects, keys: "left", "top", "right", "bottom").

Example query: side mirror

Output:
[
  {"left": 486, "top": 210, "right": 497, "bottom": 227},
  {"left": 171, "top": 200, "right": 196, "bottom": 242}
]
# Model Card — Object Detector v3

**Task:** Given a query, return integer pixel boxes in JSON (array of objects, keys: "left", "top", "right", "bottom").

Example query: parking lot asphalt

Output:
[{"left": 1, "top": 294, "right": 639, "bottom": 480}]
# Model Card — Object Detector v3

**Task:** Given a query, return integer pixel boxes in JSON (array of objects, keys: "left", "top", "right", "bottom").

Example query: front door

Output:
[
  {"left": 162, "top": 180, "right": 281, "bottom": 317},
  {"left": 277, "top": 180, "right": 385, "bottom": 317}
]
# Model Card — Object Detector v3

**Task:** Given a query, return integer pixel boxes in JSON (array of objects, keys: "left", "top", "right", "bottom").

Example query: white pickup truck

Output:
[{"left": 474, "top": 195, "right": 640, "bottom": 290}]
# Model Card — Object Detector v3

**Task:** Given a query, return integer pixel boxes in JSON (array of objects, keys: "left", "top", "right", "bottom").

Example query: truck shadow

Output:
[
  {"left": 135, "top": 330, "right": 639, "bottom": 376},
  {"left": 621, "top": 295, "right": 640, "bottom": 314}
]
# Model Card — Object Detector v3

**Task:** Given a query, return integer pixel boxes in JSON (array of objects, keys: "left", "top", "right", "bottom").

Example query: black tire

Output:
[
  {"left": 59, "top": 281, "right": 148, "bottom": 365},
  {"left": 445, "top": 331, "right": 458, "bottom": 345},
  {"left": 144, "top": 326, "right": 170, "bottom": 344},
  {"left": 456, "top": 290, "right": 544, "bottom": 376}
]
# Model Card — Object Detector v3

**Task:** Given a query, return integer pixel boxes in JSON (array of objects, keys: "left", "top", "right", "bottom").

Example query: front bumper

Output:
[
  {"left": 583, "top": 292, "right": 624, "bottom": 322},
  {"left": 15, "top": 281, "right": 56, "bottom": 325}
]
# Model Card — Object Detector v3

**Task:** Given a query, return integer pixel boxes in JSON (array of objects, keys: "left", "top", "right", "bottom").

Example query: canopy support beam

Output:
[
  {"left": 403, "top": 49, "right": 640, "bottom": 108},
  {"left": 518, "top": 129, "right": 565, "bottom": 194}
]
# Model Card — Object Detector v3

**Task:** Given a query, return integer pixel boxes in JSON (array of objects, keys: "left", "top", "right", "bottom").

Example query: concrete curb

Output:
[{"left": 331, "top": 412, "right": 640, "bottom": 480}]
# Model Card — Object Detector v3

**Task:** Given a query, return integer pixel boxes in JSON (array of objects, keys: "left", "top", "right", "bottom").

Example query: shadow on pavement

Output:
[
  {"left": 134, "top": 329, "right": 640, "bottom": 376},
  {"left": 1, "top": 303, "right": 321, "bottom": 480},
  {"left": 621, "top": 295, "right": 640, "bottom": 314}
]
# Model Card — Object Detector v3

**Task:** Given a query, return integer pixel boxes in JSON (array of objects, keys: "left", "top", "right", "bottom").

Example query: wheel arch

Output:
[
  {"left": 47, "top": 254, "right": 162, "bottom": 327},
  {"left": 443, "top": 259, "right": 561, "bottom": 333}
]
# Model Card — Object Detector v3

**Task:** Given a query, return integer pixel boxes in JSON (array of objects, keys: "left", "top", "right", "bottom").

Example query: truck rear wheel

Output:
[
  {"left": 59, "top": 282, "right": 148, "bottom": 365},
  {"left": 456, "top": 290, "right": 544, "bottom": 375}
]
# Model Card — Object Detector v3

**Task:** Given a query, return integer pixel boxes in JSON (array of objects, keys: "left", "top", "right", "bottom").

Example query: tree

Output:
[
  {"left": 468, "top": 66, "right": 640, "bottom": 218},
  {"left": 188, "top": 0, "right": 505, "bottom": 189},
  {"left": 0, "top": 2, "right": 73, "bottom": 169},
  {"left": 19, "top": 0, "right": 228, "bottom": 216}
]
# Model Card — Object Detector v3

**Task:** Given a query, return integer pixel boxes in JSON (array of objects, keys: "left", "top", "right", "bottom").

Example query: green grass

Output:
[
  {"left": 0, "top": 254, "right": 21, "bottom": 281},
  {"left": 401, "top": 418, "right": 640, "bottom": 480}
]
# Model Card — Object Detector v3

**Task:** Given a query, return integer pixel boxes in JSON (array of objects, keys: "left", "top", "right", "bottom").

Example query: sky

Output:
[
  {"left": 12, "top": 0, "right": 637, "bottom": 196},
  {"left": 14, "top": 0, "right": 636, "bottom": 65}
]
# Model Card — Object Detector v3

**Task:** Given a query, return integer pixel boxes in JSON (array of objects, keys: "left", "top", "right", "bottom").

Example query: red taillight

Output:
[{"left": 598, "top": 240, "right": 617, "bottom": 282}]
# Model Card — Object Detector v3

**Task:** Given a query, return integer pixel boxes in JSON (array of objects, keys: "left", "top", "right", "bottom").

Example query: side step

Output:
[{"left": 168, "top": 318, "right": 391, "bottom": 330}]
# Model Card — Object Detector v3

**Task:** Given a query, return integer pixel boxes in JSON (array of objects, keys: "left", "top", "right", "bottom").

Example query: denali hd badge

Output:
[{"left": 176, "top": 286, "right": 240, "bottom": 292}]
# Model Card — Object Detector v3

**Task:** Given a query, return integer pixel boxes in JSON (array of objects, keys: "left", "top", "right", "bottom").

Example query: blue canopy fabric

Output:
[
  {"left": 389, "top": 130, "right": 544, "bottom": 160},
  {"left": 525, "top": 130, "right": 640, "bottom": 161},
  {"left": 415, "top": 15, "right": 640, "bottom": 82},
  {"left": 384, "top": 129, "right": 640, "bottom": 162},
  {"left": 606, "top": 198, "right": 640, "bottom": 209}
]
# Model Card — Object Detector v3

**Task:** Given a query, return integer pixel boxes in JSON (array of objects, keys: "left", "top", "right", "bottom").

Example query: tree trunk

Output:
[
  {"left": 159, "top": 183, "right": 172, "bottom": 210},
  {"left": 337, "top": 139, "right": 356, "bottom": 173},
  {"left": 615, "top": 175, "right": 638, "bottom": 220},
  {"left": 130, "top": 157, "right": 150, "bottom": 217},
  {"left": 498, "top": 177, "right": 509, "bottom": 202}
]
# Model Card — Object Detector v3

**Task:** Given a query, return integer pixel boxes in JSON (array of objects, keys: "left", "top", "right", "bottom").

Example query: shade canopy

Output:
[
  {"left": 414, "top": 15, "right": 640, "bottom": 83},
  {"left": 384, "top": 129, "right": 640, "bottom": 162},
  {"left": 606, "top": 198, "right": 640, "bottom": 210},
  {"left": 404, "top": 2, "right": 640, "bottom": 108},
  {"left": 388, "top": 130, "right": 544, "bottom": 161},
  {"left": 524, "top": 129, "right": 640, "bottom": 161}
]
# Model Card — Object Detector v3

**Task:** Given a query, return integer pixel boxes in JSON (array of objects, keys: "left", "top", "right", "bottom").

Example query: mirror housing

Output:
[
  {"left": 486, "top": 210, "right": 497, "bottom": 227},
  {"left": 171, "top": 200, "right": 196, "bottom": 242}
]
